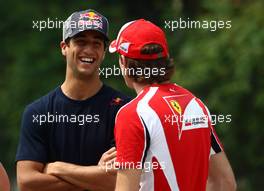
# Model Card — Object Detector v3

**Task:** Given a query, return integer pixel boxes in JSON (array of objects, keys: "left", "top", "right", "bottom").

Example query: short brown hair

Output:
[{"left": 123, "top": 44, "right": 175, "bottom": 84}]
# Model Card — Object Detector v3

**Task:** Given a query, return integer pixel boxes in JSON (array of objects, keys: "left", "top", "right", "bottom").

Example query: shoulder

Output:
[
  {"left": 103, "top": 85, "right": 130, "bottom": 99},
  {"left": 115, "top": 91, "right": 145, "bottom": 122},
  {"left": 172, "top": 84, "right": 211, "bottom": 117},
  {"left": 102, "top": 84, "right": 131, "bottom": 106},
  {"left": 173, "top": 83, "right": 195, "bottom": 97},
  {"left": 23, "top": 87, "right": 59, "bottom": 115},
  {"left": 172, "top": 83, "right": 206, "bottom": 105}
]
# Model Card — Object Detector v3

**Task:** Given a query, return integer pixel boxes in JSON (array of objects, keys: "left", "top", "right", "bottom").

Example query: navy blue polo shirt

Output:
[{"left": 16, "top": 84, "right": 130, "bottom": 165}]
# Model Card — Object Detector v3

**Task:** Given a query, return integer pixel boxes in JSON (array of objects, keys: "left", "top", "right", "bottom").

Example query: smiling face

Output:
[{"left": 61, "top": 30, "right": 106, "bottom": 80}]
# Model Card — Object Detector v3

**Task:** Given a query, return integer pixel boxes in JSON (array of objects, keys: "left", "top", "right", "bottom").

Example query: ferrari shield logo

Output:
[{"left": 169, "top": 100, "right": 182, "bottom": 115}]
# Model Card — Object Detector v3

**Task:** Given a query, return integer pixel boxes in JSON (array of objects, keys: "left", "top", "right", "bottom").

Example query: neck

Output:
[
  {"left": 61, "top": 73, "right": 102, "bottom": 101},
  {"left": 132, "top": 80, "right": 171, "bottom": 95},
  {"left": 132, "top": 82, "right": 148, "bottom": 95}
]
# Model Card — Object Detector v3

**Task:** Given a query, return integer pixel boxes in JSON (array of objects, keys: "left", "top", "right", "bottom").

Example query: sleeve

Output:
[
  {"left": 16, "top": 104, "right": 48, "bottom": 163},
  {"left": 114, "top": 109, "right": 147, "bottom": 169},
  {"left": 204, "top": 105, "right": 224, "bottom": 155},
  {"left": 210, "top": 124, "right": 224, "bottom": 155}
]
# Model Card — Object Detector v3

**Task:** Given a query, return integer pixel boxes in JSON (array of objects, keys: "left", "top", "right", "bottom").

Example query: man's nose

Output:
[{"left": 82, "top": 44, "right": 94, "bottom": 53}]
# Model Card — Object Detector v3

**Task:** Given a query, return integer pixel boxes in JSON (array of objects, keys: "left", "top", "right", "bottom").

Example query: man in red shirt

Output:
[{"left": 109, "top": 19, "right": 236, "bottom": 191}]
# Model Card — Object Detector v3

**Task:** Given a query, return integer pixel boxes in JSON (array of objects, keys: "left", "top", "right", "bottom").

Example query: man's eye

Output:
[
  {"left": 94, "top": 41, "right": 102, "bottom": 47},
  {"left": 94, "top": 41, "right": 101, "bottom": 45}
]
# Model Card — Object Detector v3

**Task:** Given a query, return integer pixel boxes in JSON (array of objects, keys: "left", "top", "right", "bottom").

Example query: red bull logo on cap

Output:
[{"left": 79, "top": 11, "right": 102, "bottom": 21}]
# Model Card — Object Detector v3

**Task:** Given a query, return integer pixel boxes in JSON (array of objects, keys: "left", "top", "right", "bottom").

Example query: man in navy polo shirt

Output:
[{"left": 16, "top": 9, "right": 129, "bottom": 191}]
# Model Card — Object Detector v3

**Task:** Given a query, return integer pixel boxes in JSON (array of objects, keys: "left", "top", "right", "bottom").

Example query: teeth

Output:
[
  {"left": 82, "top": 58, "right": 92, "bottom": 62},
  {"left": 80, "top": 57, "right": 94, "bottom": 64}
]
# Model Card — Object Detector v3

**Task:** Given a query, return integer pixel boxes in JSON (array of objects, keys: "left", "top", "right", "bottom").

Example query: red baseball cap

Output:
[{"left": 109, "top": 19, "right": 169, "bottom": 60}]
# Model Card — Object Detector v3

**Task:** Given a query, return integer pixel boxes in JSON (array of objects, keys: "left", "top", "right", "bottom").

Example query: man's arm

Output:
[
  {"left": 115, "top": 169, "right": 141, "bottom": 191},
  {"left": 17, "top": 105, "right": 81, "bottom": 191},
  {"left": 206, "top": 152, "right": 237, "bottom": 191},
  {"left": 45, "top": 162, "right": 116, "bottom": 191},
  {"left": 0, "top": 163, "right": 10, "bottom": 191},
  {"left": 17, "top": 161, "right": 83, "bottom": 191},
  {"left": 45, "top": 147, "right": 117, "bottom": 191}
]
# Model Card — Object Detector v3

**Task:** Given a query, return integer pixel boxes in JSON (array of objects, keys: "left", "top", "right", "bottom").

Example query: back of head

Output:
[{"left": 109, "top": 19, "right": 175, "bottom": 84}]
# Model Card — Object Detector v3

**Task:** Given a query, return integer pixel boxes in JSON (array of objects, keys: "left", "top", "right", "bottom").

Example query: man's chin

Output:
[{"left": 74, "top": 70, "right": 97, "bottom": 80}]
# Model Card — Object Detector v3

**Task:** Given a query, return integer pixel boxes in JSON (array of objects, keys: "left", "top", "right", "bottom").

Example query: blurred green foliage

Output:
[{"left": 0, "top": 0, "right": 263, "bottom": 190}]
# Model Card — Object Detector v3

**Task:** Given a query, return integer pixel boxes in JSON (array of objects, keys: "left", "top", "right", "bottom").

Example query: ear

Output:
[
  {"left": 60, "top": 41, "right": 68, "bottom": 56},
  {"left": 119, "top": 55, "right": 126, "bottom": 67}
]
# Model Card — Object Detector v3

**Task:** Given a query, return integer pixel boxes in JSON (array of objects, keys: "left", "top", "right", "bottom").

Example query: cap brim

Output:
[
  {"left": 109, "top": 40, "right": 117, "bottom": 53},
  {"left": 65, "top": 28, "right": 109, "bottom": 42},
  {"left": 90, "top": 28, "right": 109, "bottom": 41}
]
